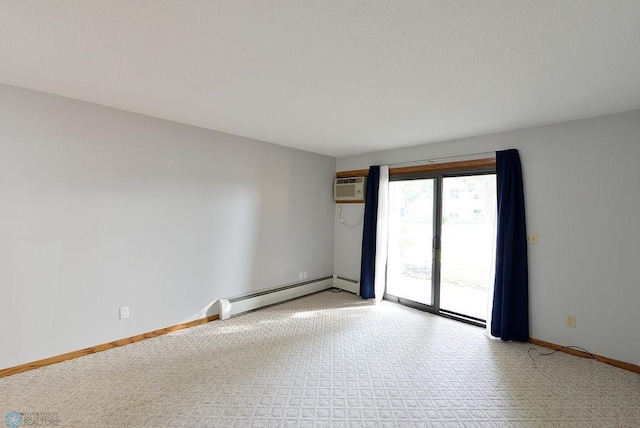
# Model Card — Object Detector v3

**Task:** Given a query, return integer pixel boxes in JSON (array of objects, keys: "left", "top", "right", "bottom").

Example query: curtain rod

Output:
[{"left": 386, "top": 151, "right": 496, "bottom": 168}]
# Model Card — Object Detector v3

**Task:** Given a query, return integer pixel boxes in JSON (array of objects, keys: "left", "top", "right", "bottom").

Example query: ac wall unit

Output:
[{"left": 334, "top": 177, "right": 366, "bottom": 201}]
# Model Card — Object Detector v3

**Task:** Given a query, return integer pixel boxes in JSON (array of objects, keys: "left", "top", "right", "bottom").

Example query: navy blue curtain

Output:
[
  {"left": 491, "top": 149, "right": 529, "bottom": 341},
  {"left": 359, "top": 166, "right": 380, "bottom": 299}
]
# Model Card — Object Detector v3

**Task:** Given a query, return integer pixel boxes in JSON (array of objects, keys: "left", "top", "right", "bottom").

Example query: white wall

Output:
[
  {"left": 335, "top": 109, "right": 640, "bottom": 366},
  {"left": 0, "top": 84, "right": 336, "bottom": 370}
]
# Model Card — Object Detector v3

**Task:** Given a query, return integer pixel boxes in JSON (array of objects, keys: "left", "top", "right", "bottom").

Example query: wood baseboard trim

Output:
[
  {"left": 0, "top": 314, "right": 219, "bottom": 379},
  {"left": 529, "top": 338, "right": 640, "bottom": 374}
]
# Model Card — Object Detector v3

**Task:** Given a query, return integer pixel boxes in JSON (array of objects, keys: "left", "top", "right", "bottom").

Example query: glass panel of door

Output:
[
  {"left": 386, "top": 179, "right": 435, "bottom": 306},
  {"left": 440, "top": 175, "right": 496, "bottom": 320}
]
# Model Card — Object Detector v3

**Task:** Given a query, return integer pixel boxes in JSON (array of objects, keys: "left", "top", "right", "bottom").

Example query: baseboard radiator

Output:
[
  {"left": 333, "top": 274, "right": 360, "bottom": 294},
  {"left": 217, "top": 275, "right": 334, "bottom": 320}
]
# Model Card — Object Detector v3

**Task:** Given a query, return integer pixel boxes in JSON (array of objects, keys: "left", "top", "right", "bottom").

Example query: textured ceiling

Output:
[{"left": 1, "top": 1, "right": 639, "bottom": 157}]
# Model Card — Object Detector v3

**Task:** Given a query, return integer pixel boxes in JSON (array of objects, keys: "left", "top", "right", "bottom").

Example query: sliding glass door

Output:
[{"left": 385, "top": 172, "right": 496, "bottom": 325}]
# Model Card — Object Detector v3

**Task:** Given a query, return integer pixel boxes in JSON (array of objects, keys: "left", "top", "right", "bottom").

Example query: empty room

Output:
[{"left": 1, "top": 1, "right": 639, "bottom": 427}]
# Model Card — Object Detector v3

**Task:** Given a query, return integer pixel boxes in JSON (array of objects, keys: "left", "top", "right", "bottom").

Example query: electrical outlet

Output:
[
  {"left": 303, "top": 271, "right": 308, "bottom": 279},
  {"left": 119, "top": 307, "right": 130, "bottom": 319},
  {"left": 566, "top": 314, "right": 576, "bottom": 328},
  {"left": 527, "top": 233, "right": 538, "bottom": 244}
]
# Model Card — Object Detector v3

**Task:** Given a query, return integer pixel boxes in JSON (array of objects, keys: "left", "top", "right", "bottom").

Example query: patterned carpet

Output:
[{"left": 1, "top": 290, "right": 639, "bottom": 427}]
